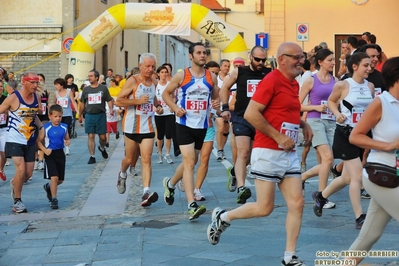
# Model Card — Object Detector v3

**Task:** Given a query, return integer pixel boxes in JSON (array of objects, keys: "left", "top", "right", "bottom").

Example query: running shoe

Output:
[
  {"left": 177, "top": 180, "right": 185, "bottom": 192},
  {"left": 188, "top": 202, "right": 206, "bottom": 220},
  {"left": 43, "top": 184, "right": 52, "bottom": 202},
  {"left": 194, "top": 189, "right": 206, "bottom": 201},
  {"left": 10, "top": 179, "right": 15, "bottom": 201},
  {"left": 116, "top": 131, "right": 120, "bottom": 139},
  {"left": 105, "top": 143, "right": 109, "bottom": 148},
  {"left": 88, "top": 157, "right": 96, "bottom": 164},
  {"left": 323, "top": 200, "right": 336, "bottom": 209},
  {"left": 222, "top": 151, "right": 226, "bottom": 160},
  {"left": 216, "top": 150, "right": 223, "bottom": 162},
  {"left": 356, "top": 214, "right": 366, "bottom": 229},
  {"left": 312, "top": 191, "right": 327, "bottom": 217},
  {"left": 34, "top": 160, "right": 39, "bottom": 170},
  {"left": 116, "top": 172, "right": 127, "bottom": 194},
  {"left": 157, "top": 153, "right": 163, "bottom": 164},
  {"left": 302, "top": 181, "right": 305, "bottom": 197},
  {"left": 300, "top": 163, "right": 306, "bottom": 173},
  {"left": 0, "top": 170, "right": 6, "bottom": 181},
  {"left": 98, "top": 146, "right": 108, "bottom": 159},
  {"left": 50, "top": 198, "right": 59, "bottom": 209},
  {"left": 162, "top": 177, "right": 175, "bottom": 205},
  {"left": 12, "top": 200, "right": 27, "bottom": 213},
  {"left": 207, "top": 207, "right": 230, "bottom": 245},
  {"left": 281, "top": 255, "right": 307, "bottom": 266},
  {"left": 164, "top": 154, "right": 173, "bottom": 164},
  {"left": 237, "top": 186, "right": 251, "bottom": 204},
  {"left": 37, "top": 161, "right": 44, "bottom": 170},
  {"left": 330, "top": 164, "right": 341, "bottom": 179},
  {"left": 141, "top": 191, "right": 159, "bottom": 207},
  {"left": 65, "top": 146, "right": 70, "bottom": 155},
  {"left": 361, "top": 189, "right": 371, "bottom": 199},
  {"left": 5, "top": 161, "right": 10, "bottom": 166},
  {"left": 226, "top": 166, "right": 237, "bottom": 192}
]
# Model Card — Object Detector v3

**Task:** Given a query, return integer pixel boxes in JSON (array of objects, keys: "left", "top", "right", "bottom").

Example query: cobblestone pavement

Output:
[{"left": 0, "top": 124, "right": 398, "bottom": 266}]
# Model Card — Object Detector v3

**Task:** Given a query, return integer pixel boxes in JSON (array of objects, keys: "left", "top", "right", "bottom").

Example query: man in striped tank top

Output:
[
  {"left": 115, "top": 53, "right": 164, "bottom": 207},
  {"left": 0, "top": 72, "right": 43, "bottom": 213},
  {"left": 161, "top": 42, "right": 220, "bottom": 220}
]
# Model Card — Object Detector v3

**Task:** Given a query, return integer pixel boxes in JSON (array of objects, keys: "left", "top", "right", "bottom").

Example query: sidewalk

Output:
[{"left": 0, "top": 124, "right": 398, "bottom": 265}]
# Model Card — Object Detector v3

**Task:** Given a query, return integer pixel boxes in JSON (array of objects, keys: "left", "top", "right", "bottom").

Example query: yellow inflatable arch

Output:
[{"left": 68, "top": 3, "right": 248, "bottom": 84}]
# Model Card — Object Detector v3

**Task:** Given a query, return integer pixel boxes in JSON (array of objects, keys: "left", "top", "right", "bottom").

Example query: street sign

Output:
[
  {"left": 296, "top": 23, "right": 309, "bottom": 42},
  {"left": 255, "top": 33, "right": 269, "bottom": 49},
  {"left": 63, "top": 37, "right": 74, "bottom": 54}
]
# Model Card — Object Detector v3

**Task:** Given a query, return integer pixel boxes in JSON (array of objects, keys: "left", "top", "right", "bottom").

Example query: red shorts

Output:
[{"left": 107, "top": 121, "right": 118, "bottom": 133}]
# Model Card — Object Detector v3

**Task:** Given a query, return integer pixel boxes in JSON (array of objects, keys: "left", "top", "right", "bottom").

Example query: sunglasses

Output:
[
  {"left": 282, "top": 54, "right": 305, "bottom": 61},
  {"left": 252, "top": 56, "right": 267, "bottom": 63}
]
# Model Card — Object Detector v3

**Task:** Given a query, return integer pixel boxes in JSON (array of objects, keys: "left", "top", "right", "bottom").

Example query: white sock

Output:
[
  {"left": 168, "top": 179, "right": 175, "bottom": 189},
  {"left": 143, "top": 187, "right": 150, "bottom": 194},
  {"left": 284, "top": 251, "right": 296, "bottom": 264},
  {"left": 120, "top": 172, "right": 127, "bottom": 178},
  {"left": 220, "top": 211, "right": 230, "bottom": 223}
]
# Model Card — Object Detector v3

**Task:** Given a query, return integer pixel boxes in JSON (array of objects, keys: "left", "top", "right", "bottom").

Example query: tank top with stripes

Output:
[
  {"left": 122, "top": 76, "right": 156, "bottom": 134},
  {"left": 175, "top": 68, "right": 213, "bottom": 129},
  {"left": 7, "top": 90, "right": 39, "bottom": 145}
]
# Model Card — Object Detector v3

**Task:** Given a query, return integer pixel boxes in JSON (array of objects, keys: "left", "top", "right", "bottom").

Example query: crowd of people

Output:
[{"left": 0, "top": 30, "right": 398, "bottom": 265}]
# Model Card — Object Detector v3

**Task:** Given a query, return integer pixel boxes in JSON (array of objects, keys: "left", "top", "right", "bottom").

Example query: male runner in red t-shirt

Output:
[{"left": 207, "top": 42, "right": 313, "bottom": 266}]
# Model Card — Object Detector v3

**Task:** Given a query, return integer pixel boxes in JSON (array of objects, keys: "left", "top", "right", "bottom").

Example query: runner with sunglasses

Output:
[{"left": 219, "top": 45, "right": 271, "bottom": 204}]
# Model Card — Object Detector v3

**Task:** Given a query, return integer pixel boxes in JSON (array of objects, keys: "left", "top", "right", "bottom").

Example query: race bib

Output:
[
  {"left": 186, "top": 99, "right": 208, "bottom": 113},
  {"left": 0, "top": 113, "right": 6, "bottom": 125},
  {"left": 320, "top": 100, "right": 335, "bottom": 120},
  {"left": 56, "top": 99, "right": 68, "bottom": 108},
  {"left": 374, "top": 88, "right": 382, "bottom": 97},
  {"left": 41, "top": 103, "right": 47, "bottom": 114},
  {"left": 279, "top": 122, "right": 299, "bottom": 151},
  {"left": 137, "top": 103, "right": 153, "bottom": 115},
  {"left": 246, "top": 80, "right": 261, "bottom": 97},
  {"left": 88, "top": 92, "right": 102, "bottom": 104},
  {"left": 351, "top": 108, "right": 364, "bottom": 124}
]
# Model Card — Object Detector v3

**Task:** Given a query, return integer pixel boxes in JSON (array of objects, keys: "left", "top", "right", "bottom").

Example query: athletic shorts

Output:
[
  {"left": 204, "top": 127, "right": 215, "bottom": 143},
  {"left": 85, "top": 113, "right": 107, "bottom": 135},
  {"left": 5, "top": 142, "right": 36, "bottom": 162},
  {"left": 175, "top": 123, "right": 207, "bottom": 150},
  {"left": 333, "top": 124, "right": 363, "bottom": 160},
  {"left": 125, "top": 132, "right": 155, "bottom": 144},
  {"left": 250, "top": 147, "right": 301, "bottom": 183},
  {"left": 155, "top": 115, "right": 174, "bottom": 140},
  {"left": 232, "top": 116, "right": 255, "bottom": 140},
  {"left": 44, "top": 149, "right": 66, "bottom": 181},
  {"left": 107, "top": 121, "right": 118, "bottom": 133},
  {"left": 307, "top": 118, "right": 336, "bottom": 148}
]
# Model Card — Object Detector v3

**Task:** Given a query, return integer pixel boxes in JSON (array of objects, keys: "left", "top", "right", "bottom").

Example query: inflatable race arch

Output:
[{"left": 68, "top": 3, "right": 248, "bottom": 84}]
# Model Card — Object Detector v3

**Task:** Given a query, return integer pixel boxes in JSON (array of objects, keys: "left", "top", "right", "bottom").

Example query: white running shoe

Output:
[
  {"left": 177, "top": 180, "right": 185, "bottom": 192},
  {"left": 164, "top": 154, "right": 173, "bottom": 164},
  {"left": 65, "top": 146, "right": 70, "bottom": 155},
  {"left": 157, "top": 153, "right": 163, "bottom": 164},
  {"left": 34, "top": 160, "right": 39, "bottom": 170},
  {"left": 323, "top": 200, "right": 336, "bottom": 209},
  {"left": 194, "top": 189, "right": 206, "bottom": 201},
  {"left": 129, "top": 166, "right": 138, "bottom": 177},
  {"left": 37, "top": 161, "right": 44, "bottom": 170}
]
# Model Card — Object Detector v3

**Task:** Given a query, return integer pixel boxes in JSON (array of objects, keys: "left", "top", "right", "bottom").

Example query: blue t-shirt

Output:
[{"left": 44, "top": 122, "right": 68, "bottom": 150}]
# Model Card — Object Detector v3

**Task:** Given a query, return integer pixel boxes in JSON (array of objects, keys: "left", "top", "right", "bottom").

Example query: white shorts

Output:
[
  {"left": 0, "top": 128, "right": 6, "bottom": 152},
  {"left": 250, "top": 147, "right": 301, "bottom": 183}
]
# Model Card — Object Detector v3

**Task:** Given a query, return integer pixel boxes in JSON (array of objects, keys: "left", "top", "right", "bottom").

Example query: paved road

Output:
[{"left": 0, "top": 124, "right": 398, "bottom": 266}]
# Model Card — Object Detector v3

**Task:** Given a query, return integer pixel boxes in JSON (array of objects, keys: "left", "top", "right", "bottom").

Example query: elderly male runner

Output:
[
  {"left": 0, "top": 72, "right": 42, "bottom": 213},
  {"left": 207, "top": 42, "right": 313, "bottom": 266},
  {"left": 116, "top": 53, "right": 163, "bottom": 207}
]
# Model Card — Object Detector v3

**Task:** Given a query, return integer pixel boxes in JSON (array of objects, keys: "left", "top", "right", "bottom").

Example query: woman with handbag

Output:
[
  {"left": 311, "top": 52, "right": 375, "bottom": 229},
  {"left": 345, "top": 57, "right": 399, "bottom": 264}
]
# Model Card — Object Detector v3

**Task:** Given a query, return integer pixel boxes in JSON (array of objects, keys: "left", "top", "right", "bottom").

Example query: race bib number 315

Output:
[{"left": 186, "top": 100, "right": 207, "bottom": 111}]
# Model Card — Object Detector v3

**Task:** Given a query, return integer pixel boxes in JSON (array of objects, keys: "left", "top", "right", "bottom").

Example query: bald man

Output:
[
  {"left": 219, "top": 46, "right": 271, "bottom": 204},
  {"left": 207, "top": 42, "right": 313, "bottom": 266}
]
